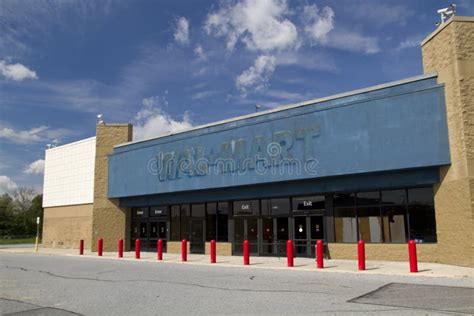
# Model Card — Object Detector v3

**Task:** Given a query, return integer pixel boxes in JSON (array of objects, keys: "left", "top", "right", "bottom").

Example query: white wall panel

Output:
[{"left": 43, "top": 137, "right": 96, "bottom": 207}]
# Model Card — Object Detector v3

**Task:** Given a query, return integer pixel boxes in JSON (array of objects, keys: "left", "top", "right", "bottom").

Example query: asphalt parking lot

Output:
[{"left": 1, "top": 252, "right": 473, "bottom": 315}]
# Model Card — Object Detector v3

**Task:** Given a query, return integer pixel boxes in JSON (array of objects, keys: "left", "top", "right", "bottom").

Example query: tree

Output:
[{"left": 0, "top": 188, "right": 43, "bottom": 238}]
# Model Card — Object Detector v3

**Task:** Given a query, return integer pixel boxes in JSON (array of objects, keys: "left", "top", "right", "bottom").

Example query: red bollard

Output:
[
  {"left": 157, "top": 239, "right": 163, "bottom": 261},
  {"left": 243, "top": 240, "right": 250, "bottom": 265},
  {"left": 98, "top": 238, "right": 103, "bottom": 256},
  {"left": 408, "top": 240, "right": 418, "bottom": 273},
  {"left": 118, "top": 239, "right": 123, "bottom": 258},
  {"left": 135, "top": 239, "right": 140, "bottom": 259},
  {"left": 287, "top": 240, "right": 294, "bottom": 267},
  {"left": 316, "top": 240, "right": 324, "bottom": 269},
  {"left": 210, "top": 240, "right": 216, "bottom": 264},
  {"left": 358, "top": 240, "right": 366, "bottom": 271},
  {"left": 79, "top": 239, "right": 84, "bottom": 255},
  {"left": 181, "top": 239, "right": 187, "bottom": 262}
]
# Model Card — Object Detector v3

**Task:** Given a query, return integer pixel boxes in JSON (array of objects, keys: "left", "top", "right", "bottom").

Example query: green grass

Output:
[{"left": 0, "top": 238, "right": 39, "bottom": 245}]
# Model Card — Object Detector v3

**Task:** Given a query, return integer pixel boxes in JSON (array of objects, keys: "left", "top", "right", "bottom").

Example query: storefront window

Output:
[
  {"left": 233, "top": 200, "right": 259, "bottom": 216},
  {"left": 381, "top": 189, "right": 407, "bottom": 206},
  {"left": 356, "top": 192, "right": 382, "bottom": 243},
  {"left": 170, "top": 205, "right": 180, "bottom": 241},
  {"left": 192, "top": 204, "right": 205, "bottom": 218},
  {"left": 408, "top": 187, "right": 437, "bottom": 243},
  {"left": 206, "top": 203, "right": 217, "bottom": 241},
  {"left": 334, "top": 207, "right": 357, "bottom": 242},
  {"left": 217, "top": 202, "right": 229, "bottom": 241},
  {"left": 357, "top": 206, "right": 382, "bottom": 243},
  {"left": 382, "top": 205, "right": 407, "bottom": 243},
  {"left": 180, "top": 204, "right": 190, "bottom": 240}
]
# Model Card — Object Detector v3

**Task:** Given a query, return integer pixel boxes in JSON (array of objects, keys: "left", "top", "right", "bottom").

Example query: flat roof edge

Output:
[
  {"left": 421, "top": 16, "right": 474, "bottom": 46},
  {"left": 45, "top": 136, "right": 96, "bottom": 153},
  {"left": 114, "top": 72, "right": 438, "bottom": 149}
]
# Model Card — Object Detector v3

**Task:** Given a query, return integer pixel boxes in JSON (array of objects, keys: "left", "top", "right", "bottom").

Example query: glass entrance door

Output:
[
  {"left": 294, "top": 216, "right": 308, "bottom": 256},
  {"left": 233, "top": 217, "right": 259, "bottom": 255},
  {"left": 261, "top": 217, "right": 274, "bottom": 255},
  {"left": 148, "top": 220, "right": 167, "bottom": 252},
  {"left": 293, "top": 215, "right": 324, "bottom": 257},
  {"left": 247, "top": 217, "right": 259, "bottom": 254}
]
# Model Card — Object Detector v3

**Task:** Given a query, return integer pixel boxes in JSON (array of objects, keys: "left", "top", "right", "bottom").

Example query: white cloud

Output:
[
  {"left": 301, "top": 5, "right": 378, "bottom": 55},
  {"left": 0, "top": 175, "right": 18, "bottom": 194},
  {"left": 322, "top": 29, "right": 380, "bottom": 54},
  {"left": 174, "top": 17, "right": 190, "bottom": 45},
  {"left": 24, "top": 159, "right": 45, "bottom": 175},
  {"left": 397, "top": 34, "right": 424, "bottom": 50},
  {"left": 194, "top": 44, "right": 207, "bottom": 60},
  {"left": 204, "top": 0, "right": 298, "bottom": 52},
  {"left": 0, "top": 60, "right": 38, "bottom": 81},
  {"left": 133, "top": 96, "right": 193, "bottom": 141},
  {"left": 303, "top": 4, "right": 334, "bottom": 44},
  {"left": 275, "top": 51, "right": 338, "bottom": 73},
  {"left": 236, "top": 55, "right": 276, "bottom": 94},
  {"left": 0, "top": 124, "right": 73, "bottom": 145}
]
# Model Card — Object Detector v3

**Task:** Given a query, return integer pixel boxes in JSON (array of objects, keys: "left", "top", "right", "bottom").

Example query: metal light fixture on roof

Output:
[
  {"left": 97, "top": 113, "right": 104, "bottom": 125},
  {"left": 255, "top": 104, "right": 262, "bottom": 112},
  {"left": 437, "top": 4, "right": 456, "bottom": 26}
]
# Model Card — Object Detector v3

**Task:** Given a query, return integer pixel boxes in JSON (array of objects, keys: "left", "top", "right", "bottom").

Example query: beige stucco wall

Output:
[
  {"left": 205, "top": 242, "right": 232, "bottom": 256},
  {"left": 327, "top": 243, "right": 438, "bottom": 262},
  {"left": 167, "top": 241, "right": 189, "bottom": 254},
  {"left": 42, "top": 204, "right": 93, "bottom": 249},
  {"left": 91, "top": 124, "right": 133, "bottom": 252},
  {"left": 421, "top": 17, "right": 474, "bottom": 267}
]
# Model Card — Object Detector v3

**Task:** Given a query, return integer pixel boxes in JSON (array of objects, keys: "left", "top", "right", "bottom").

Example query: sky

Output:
[{"left": 1, "top": 0, "right": 473, "bottom": 194}]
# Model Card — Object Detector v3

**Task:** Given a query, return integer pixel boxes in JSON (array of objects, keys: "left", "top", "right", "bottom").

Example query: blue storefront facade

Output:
[{"left": 106, "top": 73, "right": 450, "bottom": 257}]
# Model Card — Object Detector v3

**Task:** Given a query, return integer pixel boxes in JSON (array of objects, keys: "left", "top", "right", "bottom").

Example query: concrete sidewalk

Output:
[{"left": 1, "top": 245, "right": 472, "bottom": 279}]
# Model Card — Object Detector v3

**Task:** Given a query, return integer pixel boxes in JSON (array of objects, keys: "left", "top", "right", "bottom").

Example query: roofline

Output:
[
  {"left": 45, "top": 136, "right": 96, "bottom": 153},
  {"left": 115, "top": 72, "right": 438, "bottom": 149},
  {"left": 421, "top": 16, "right": 474, "bottom": 47}
]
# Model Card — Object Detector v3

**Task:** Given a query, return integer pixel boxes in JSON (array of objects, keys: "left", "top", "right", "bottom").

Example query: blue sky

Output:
[{"left": 0, "top": 0, "right": 473, "bottom": 193}]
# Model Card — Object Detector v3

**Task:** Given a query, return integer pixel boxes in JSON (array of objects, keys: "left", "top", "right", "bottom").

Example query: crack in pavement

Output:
[{"left": 4, "top": 265, "right": 336, "bottom": 295}]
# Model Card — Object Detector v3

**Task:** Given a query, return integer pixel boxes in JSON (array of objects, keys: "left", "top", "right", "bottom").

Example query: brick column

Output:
[
  {"left": 91, "top": 124, "right": 133, "bottom": 252},
  {"left": 421, "top": 17, "right": 474, "bottom": 267}
]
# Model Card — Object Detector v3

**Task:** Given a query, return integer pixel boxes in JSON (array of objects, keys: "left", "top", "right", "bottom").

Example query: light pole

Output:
[{"left": 35, "top": 216, "right": 40, "bottom": 253}]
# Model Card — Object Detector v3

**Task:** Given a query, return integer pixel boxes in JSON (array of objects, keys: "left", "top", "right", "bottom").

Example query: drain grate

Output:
[{"left": 349, "top": 283, "right": 474, "bottom": 314}]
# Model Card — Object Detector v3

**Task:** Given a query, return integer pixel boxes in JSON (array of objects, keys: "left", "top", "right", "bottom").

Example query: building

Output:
[{"left": 42, "top": 16, "right": 474, "bottom": 267}]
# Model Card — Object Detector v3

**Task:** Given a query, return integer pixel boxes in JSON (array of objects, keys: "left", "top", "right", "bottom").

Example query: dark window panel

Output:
[
  {"left": 356, "top": 191, "right": 380, "bottom": 206},
  {"left": 170, "top": 205, "right": 180, "bottom": 241},
  {"left": 261, "top": 199, "right": 270, "bottom": 215},
  {"left": 334, "top": 193, "right": 355, "bottom": 207},
  {"left": 270, "top": 198, "right": 290, "bottom": 215},
  {"left": 192, "top": 204, "right": 205, "bottom": 218},
  {"left": 206, "top": 203, "right": 217, "bottom": 242},
  {"left": 409, "top": 204, "right": 437, "bottom": 243},
  {"left": 408, "top": 187, "right": 434, "bottom": 205},
  {"left": 381, "top": 190, "right": 407, "bottom": 205},
  {"left": 180, "top": 204, "right": 190, "bottom": 240}
]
